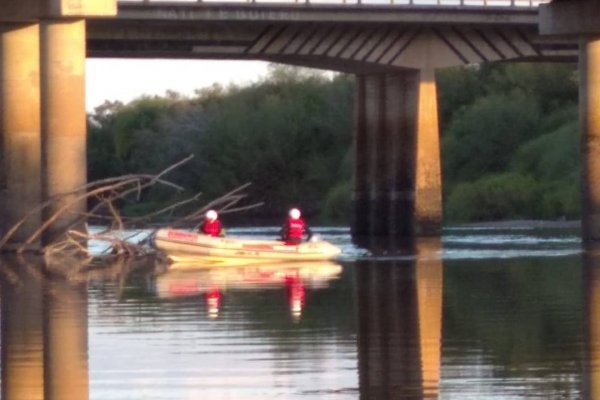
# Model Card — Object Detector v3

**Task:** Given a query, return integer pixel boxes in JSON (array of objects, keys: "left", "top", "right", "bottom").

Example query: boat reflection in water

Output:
[
  {"left": 155, "top": 259, "right": 343, "bottom": 320},
  {"left": 356, "top": 238, "right": 443, "bottom": 400}
]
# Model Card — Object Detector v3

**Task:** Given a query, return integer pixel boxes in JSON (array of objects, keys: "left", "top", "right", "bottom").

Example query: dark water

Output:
[{"left": 1, "top": 225, "right": 596, "bottom": 399}]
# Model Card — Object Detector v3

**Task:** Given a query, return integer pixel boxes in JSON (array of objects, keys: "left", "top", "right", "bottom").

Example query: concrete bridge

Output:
[{"left": 0, "top": 0, "right": 590, "bottom": 250}]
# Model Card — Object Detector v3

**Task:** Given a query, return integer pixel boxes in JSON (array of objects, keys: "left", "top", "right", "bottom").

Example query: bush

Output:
[
  {"left": 443, "top": 94, "right": 541, "bottom": 185},
  {"left": 445, "top": 173, "right": 539, "bottom": 222},
  {"left": 511, "top": 120, "right": 579, "bottom": 181}
]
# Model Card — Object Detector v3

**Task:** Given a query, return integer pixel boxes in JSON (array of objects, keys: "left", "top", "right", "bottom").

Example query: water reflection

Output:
[
  {"left": 155, "top": 261, "right": 343, "bottom": 321},
  {"left": 0, "top": 228, "right": 590, "bottom": 399},
  {"left": 583, "top": 244, "right": 600, "bottom": 400},
  {"left": 356, "top": 239, "right": 443, "bottom": 399},
  {"left": 0, "top": 255, "right": 89, "bottom": 400},
  {"left": 1, "top": 257, "right": 45, "bottom": 400}
]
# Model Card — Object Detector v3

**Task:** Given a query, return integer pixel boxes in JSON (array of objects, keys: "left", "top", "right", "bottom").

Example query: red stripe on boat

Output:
[
  {"left": 166, "top": 230, "right": 197, "bottom": 241},
  {"left": 242, "top": 244, "right": 277, "bottom": 251}
]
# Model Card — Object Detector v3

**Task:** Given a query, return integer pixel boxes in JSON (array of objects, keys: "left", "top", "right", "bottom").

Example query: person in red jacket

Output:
[
  {"left": 199, "top": 209, "right": 224, "bottom": 237},
  {"left": 280, "top": 208, "right": 312, "bottom": 245}
]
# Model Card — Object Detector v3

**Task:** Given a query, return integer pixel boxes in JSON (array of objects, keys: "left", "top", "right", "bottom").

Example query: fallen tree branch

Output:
[{"left": 1, "top": 155, "right": 262, "bottom": 260}]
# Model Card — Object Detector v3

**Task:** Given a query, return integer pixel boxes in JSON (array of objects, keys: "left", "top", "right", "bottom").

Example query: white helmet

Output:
[
  {"left": 289, "top": 208, "right": 301, "bottom": 219},
  {"left": 206, "top": 209, "right": 218, "bottom": 221}
]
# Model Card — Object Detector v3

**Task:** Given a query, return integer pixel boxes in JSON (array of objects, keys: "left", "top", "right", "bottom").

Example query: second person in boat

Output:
[
  {"left": 280, "top": 208, "right": 312, "bottom": 245},
  {"left": 200, "top": 209, "right": 225, "bottom": 237}
]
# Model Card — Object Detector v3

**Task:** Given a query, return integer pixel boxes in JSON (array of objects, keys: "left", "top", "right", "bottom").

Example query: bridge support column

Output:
[
  {"left": 0, "top": 24, "right": 42, "bottom": 250},
  {"left": 352, "top": 69, "right": 442, "bottom": 241},
  {"left": 40, "top": 19, "right": 87, "bottom": 245},
  {"left": 581, "top": 36, "right": 600, "bottom": 242}
]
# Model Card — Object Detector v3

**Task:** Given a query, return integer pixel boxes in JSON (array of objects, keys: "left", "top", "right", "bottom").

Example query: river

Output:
[{"left": 0, "top": 225, "right": 594, "bottom": 399}]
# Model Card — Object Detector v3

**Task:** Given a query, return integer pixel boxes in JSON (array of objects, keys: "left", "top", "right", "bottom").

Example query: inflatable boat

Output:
[{"left": 152, "top": 228, "right": 342, "bottom": 263}]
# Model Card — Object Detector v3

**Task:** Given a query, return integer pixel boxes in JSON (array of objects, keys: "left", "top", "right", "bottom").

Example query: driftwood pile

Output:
[{"left": 0, "top": 155, "right": 262, "bottom": 260}]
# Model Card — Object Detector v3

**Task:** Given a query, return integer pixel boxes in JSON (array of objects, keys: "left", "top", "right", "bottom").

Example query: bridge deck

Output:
[
  {"left": 123, "top": 0, "right": 549, "bottom": 7},
  {"left": 86, "top": 0, "right": 575, "bottom": 68}
]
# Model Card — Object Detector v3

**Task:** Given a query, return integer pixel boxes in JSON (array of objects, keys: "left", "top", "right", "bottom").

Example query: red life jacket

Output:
[
  {"left": 285, "top": 217, "right": 306, "bottom": 240},
  {"left": 201, "top": 219, "right": 222, "bottom": 237}
]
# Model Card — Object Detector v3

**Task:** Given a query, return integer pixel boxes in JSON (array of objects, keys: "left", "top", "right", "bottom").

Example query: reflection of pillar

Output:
[
  {"left": 583, "top": 246, "right": 600, "bottom": 399},
  {"left": 356, "top": 239, "right": 443, "bottom": 399},
  {"left": 581, "top": 37, "right": 600, "bottom": 242},
  {"left": 40, "top": 19, "right": 87, "bottom": 245},
  {"left": 415, "top": 239, "right": 443, "bottom": 398},
  {"left": 0, "top": 24, "right": 42, "bottom": 249},
  {"left": 352, "top": 69, "right": 441, "bottom": 241},
  {"left": 44, "top": 277, "right": 89, "bottom": 400},
  {"left": 1, "top": 257, "right": 44, "bottom": 400}
]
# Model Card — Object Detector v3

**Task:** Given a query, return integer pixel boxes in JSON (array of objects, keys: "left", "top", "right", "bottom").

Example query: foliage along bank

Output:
[{"left": 87, "top": 63, "right": 579, "bottom": 224}]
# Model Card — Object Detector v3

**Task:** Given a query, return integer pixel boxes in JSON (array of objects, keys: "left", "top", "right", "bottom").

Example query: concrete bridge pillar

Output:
[
  {"left": 581, "top": 37, "right": 600, "bottom": 242},
  {"left": 352, "top": 69, "right": 442, "bottom": 240},
  {"left": 0, "top": 1, "right": 114, "bottom": 251},
  {"left": 40, "top": 19, "right": 88, "bottom": 244},
  {"left": 0, "top": 24, "right": 43, "bottom": 250}
]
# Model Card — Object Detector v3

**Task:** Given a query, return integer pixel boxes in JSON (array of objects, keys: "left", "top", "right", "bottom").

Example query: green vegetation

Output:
[
  {"left": 87, "top": 63, "right": 579, "bottom": 224},
  {"left": 88, "top": 66, "right": 353, "bottom": 222},
  {"left": 439, "top": 63, "right": 579, "bottom": 222}
]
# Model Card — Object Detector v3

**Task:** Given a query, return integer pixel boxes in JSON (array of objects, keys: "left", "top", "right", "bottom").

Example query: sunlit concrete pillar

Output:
[
  {"left": 44, "top": 276, "right": 89, "bottom": 400},
  {"left": 581, "top": 36, "right": 600, "bottom": 242},
  {"left": 1, "top": 257, "right": 45, "bottom": 400},
  {"left": 352, "top": 69, "right": 442, "bottom": 242},
  {"left": 40, "top": 19, "right": 88, "bottom": 245},
  {"left": 414, "top": 69, "right": 442, "bottom": 237},
  {"left": 0, "top": 23, "right": 42, "bottom": 250}
]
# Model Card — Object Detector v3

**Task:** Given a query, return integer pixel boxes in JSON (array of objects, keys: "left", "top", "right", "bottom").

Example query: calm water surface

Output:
[{"left": 1, "top": 225, "right": 596, "bottom": 399}]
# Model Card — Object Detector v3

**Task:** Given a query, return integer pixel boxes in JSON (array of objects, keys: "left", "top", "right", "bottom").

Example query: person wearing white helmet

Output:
[
  {"left": 199, "top": 209, "right": 225, "bottom": 237},
  {"left": 280, "top": 207, "right": 312, "bottom": 244}
]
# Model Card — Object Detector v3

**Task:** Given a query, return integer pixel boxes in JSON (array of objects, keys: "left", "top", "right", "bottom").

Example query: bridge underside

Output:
[{"left": 87, "top": 19, "right": 577, "bottom": 69}]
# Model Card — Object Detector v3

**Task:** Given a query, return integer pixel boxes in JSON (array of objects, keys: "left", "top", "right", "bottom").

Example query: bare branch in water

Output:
[{"left": 0, "top": 155, "right": 261, "bottom": 259}]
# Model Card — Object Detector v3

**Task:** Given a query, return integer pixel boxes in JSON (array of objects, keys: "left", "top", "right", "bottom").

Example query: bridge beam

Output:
[
  {"left": 540, "top": 0, "right": 600, "bottom": 37},
  {"left": 0, "top": 23, "right": 43, "bottom": 250},
  {"left": 41, "top": 19, "right": 88, "bottom": 245},
  {"left": 352, "top": 69, "right": 441, "bottom": 240}
]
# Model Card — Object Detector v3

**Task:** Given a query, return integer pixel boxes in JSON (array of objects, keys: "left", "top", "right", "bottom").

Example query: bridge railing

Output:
[{"left": 127, "top": 0, "right": 550, "bottom": 7}]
